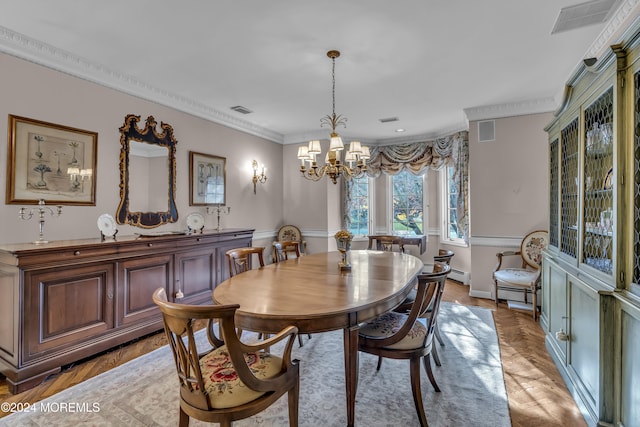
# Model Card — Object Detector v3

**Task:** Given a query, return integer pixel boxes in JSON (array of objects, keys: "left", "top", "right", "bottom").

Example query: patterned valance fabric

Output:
[{"left": 366, "top": 131, "right": 467, "bottom": 177}]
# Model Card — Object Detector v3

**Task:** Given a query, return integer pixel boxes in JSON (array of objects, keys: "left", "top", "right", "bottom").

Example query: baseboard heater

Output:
[{"left": 423, "top": 264, "right": 470, "bottom": 285}]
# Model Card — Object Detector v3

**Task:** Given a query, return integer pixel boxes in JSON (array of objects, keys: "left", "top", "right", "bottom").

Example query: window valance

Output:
[{"left": 366, "top": 131, "right": 467, "bottom": 177}]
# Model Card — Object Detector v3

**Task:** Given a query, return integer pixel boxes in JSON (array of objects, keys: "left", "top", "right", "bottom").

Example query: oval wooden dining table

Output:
[{"left": 213, "top": 249, "right": 424, "bottom": 426}]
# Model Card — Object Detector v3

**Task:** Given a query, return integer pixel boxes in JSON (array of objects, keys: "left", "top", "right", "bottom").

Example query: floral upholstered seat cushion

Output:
[
  {"left": 359, "top": 312, "right": 427, "bottom": 350},
  {"left": 199, "top": 346, "right": 283, "bottom": 409},
  {"left": 493, "top": 268, "right": 538, "bottom": 287}
]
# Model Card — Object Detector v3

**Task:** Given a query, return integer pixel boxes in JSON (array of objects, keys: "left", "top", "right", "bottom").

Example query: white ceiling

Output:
[{"left": 0, "top": 1, "right": 637, "bottom": 144}]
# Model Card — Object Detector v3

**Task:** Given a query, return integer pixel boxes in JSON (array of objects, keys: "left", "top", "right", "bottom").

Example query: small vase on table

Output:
[{"left": 334, "top": 230, "right": 353, "bottom": 270}]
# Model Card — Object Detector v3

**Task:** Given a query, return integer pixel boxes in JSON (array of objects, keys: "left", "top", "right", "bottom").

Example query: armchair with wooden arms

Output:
[
  {"left": 152, "top": 288, "right": 300, "bottom": 427},
  {"left": 493, "top": 230, "right": 549, "bottom": 321}
]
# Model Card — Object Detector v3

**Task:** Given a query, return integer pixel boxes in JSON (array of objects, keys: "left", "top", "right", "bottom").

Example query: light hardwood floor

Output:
[{"left": 0, "top": 280, "right": 587, "bottom": 426}]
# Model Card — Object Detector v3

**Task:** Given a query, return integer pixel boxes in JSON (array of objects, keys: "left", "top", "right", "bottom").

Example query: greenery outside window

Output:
[{"left": 391, "top": 170, "right": 424, "bottom": 235}]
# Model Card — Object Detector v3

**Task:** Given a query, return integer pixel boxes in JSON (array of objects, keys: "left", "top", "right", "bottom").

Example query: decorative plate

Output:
[
  {"left": 97, "top": 213, "right": 117, "bottom": 237},
  {"left": 603, "top": 168, "right": 613, "bottom": 190},
  {"left": 186, "top": 212, "right": 205, "bottom": 231}
]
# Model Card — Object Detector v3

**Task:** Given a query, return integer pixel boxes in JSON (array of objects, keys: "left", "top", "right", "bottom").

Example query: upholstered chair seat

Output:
[
  {"left": 358, "top": 312, "right": 428, "bottom": 350},
  {"left": 200, "top": 346, "right": 284, "bottom": 409},
  {"left": 493, "top": 268, "right": 539, "bottom": 286}
]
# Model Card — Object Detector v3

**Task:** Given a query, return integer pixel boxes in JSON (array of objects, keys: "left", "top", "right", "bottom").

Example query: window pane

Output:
[
  {"left": 392, "top": 171, "right": 423, "bottom": 235},
  {"left": 347, "top": 176, "right": 369, "bottom": 236},
  {"left": 444, "top": 165, "right": 464, "bottom": 241}
]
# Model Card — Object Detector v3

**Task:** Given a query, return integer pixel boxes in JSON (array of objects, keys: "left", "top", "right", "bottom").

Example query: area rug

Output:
[{"left": 0, "top": 302, "right": 510, "bottom": 426}]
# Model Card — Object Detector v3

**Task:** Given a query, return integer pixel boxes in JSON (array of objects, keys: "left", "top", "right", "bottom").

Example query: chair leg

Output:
[
  {"left": 288, "top": 375, "right": 300, "bottom": 427},
  {"left": 435, "top": 323, "right": 445, "bottom": 347},
  {"left": 423, "top": 353, "right": 440, "bottom": 392},
  {"left": 410, "top": 357, "right": 429, "bottom": 427},
  {"left": 494, "top": 280, "right": 499, "bottom": 306},
  {"left": 297, "top": 333, "right": 312, "bottom": 347},
  {"left": 376, "top": 355, "right": 383, "bottom": 371},
  {"left": 178, "top": 407, "right": 189, "bottom": 427},
  {"left": 431, "top": 344, "right": 441, "bottom": 367}
]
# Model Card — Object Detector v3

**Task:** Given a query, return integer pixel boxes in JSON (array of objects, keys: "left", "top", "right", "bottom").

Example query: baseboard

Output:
[
  {"left": 424, "top": 263, "right": 470, "bottom": 285},
  {"left": 469, "top": 289, "right": 493, "bottom": 299}
]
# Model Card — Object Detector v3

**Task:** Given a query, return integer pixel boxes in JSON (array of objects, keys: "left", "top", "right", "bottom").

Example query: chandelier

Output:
[{"left": 297, "top": 50, "right": 369, "bottom": 184}]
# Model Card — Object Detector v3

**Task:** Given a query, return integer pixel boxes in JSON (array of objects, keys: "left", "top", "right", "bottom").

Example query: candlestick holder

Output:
[
  {"left": 18, "top": 199, "right": 63, "bottom": 244},
  {"left": 206, "top": 205, "right": 231, "bottom": 231}
]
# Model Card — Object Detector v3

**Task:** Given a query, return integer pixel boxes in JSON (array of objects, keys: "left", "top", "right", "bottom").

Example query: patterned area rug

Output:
[{"left": 0, "top": 302, "right": 510, "bottom": 426}]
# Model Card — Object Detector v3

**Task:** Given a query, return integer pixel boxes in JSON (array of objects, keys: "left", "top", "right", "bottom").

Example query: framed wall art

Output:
[
  {"left": 189, "top": 151, "right": 226, "bottom": 206},
  {"left": 6, "top": 115, "right": 98, "bottom": 205}
]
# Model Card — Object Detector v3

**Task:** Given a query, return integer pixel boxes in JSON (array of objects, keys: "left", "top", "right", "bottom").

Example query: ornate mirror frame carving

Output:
[{"left": 116, "top": 114, "right": 178, "bottom": 228}]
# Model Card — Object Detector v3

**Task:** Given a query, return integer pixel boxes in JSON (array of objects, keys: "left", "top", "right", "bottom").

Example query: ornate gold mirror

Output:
[{"left": 116, "top": 114, "right": 178, "bottom": 228}]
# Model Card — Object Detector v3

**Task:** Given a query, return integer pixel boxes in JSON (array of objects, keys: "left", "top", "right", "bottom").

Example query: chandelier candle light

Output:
[{"left": 298, "top": 50, "right": 370, "bottom": 184}]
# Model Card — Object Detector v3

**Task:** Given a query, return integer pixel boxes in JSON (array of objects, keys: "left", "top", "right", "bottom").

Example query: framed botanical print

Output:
[
  {"left": 189, "top": 151, "right": 226, "bottom": 206},
  {"left": 6, "top": 115, "right": 98, "bottom": 205}
]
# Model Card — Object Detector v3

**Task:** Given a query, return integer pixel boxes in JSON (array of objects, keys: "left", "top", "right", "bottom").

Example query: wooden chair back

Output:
[
  {"left": 226, "top": 247, "right": 265, "bottom": 277},
  {"left": 272, "top": 241, "right": 301, "bottom": 263},
  {"left": 152, "top": 288, "right": 300, "bottom": 426},
  {"left": 368, "top": 235, "right": 405, "bottom": 252},
  {"left": 433, "top": 249, "right": 455, "bottom": 264}
]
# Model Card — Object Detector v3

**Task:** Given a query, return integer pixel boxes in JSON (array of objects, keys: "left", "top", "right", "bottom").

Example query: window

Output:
[
  {"left": 391, "top": 170, "right": 424, "bottom": 235},
  {"left": 441, "top": 165, "right": 465, "bottom": 244},
  {"left": 346, "top": 175, "right": 370, "bottom": 237}
]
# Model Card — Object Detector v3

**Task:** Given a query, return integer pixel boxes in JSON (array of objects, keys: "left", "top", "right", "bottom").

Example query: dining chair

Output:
[
  {"left": 493, "top": 230, "right": 548, "bottom": 321},
  {"left": 272, "top": 241, "right": 311, "bottom": 347},
  {"left": 367, "top": 235, "right": 405, "bottom": 252},
  {"left": 225, "top": 247, "right": 265, "bottom": 338},
  {"left": 152, "top": 288, "right": 300, "bottom": 427},
  {"left": 277, "top": 224, "right": 306, "bottom": 254},
  {"left": 226, "top": 247, "right": 265, "bottom": 276},
  {"left": 358, "top": 263, "right": 450, "bottom": 427},
  {"left": 272, "top": 240, "right": 301, "bottom": 262},
  {"left": 394, "top": 249, "right": 455, "bottom": 366}
]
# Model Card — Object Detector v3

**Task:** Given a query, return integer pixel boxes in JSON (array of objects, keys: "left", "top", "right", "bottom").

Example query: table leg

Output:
[{"left": 343, "top": 325, "right": 359, "bottom": 427}]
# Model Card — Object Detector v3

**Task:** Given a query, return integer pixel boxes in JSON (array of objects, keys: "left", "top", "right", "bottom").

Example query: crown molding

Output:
[
  {"left": 463, "top": 97, "right": 556, "bottom": 122},
  {"left": 0, "top": 25, "right": 284, "bottom": 143}
]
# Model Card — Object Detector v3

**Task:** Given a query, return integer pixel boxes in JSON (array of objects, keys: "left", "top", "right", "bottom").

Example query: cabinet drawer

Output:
[{"left": 23, "top": 262, "right": 115, "bottom": 362}]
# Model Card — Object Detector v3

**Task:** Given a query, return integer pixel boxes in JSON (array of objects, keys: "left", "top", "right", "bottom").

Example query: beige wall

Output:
[
  {"left": 0, "top": 53, "right": 283, "bottom": 245},
  {"left": 468, "top": 113, "right": 551, "bottom": 298}
]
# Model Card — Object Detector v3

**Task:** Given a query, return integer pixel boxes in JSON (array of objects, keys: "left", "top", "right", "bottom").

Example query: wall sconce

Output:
[{"left": 252, "top": 160, "right": 267, "bottom": 194}]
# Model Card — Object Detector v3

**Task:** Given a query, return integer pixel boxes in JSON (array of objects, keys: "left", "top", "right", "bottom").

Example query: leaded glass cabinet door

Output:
[
  {"left": 582, "top": 87, "right": 614, "bottom": 275},
  {"left": 549, "top": 137, "right": 560, "bottom": 249},
  {"left": 633, "top": 70, "right": 640, "bottom": 288},
  {"left": 560, "top": 118, "right": 579, "bottom": 258}
]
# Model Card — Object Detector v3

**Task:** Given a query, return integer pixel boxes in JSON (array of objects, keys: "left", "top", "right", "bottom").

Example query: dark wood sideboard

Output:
[{"left": 0, "top": 228, "right": 253, "bottom": 393}]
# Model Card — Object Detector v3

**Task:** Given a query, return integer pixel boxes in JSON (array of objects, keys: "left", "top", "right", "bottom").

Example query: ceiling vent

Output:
[
  {"left": 230, "top": 105, "right": 253, "bottom": 114},
  {"left": 379, "top": 117, "right": 399, "bottom": 123},
  {"left": 551, "top": 0, "right": 618, "bottom": 34}
]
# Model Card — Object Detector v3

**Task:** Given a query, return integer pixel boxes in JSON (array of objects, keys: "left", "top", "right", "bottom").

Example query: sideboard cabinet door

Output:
[
  {"left": 117, "top": 254, "right": 173, "bottom": 327},
  {"left": 23, "top": 262, "right": 115, "bottom": 362}
]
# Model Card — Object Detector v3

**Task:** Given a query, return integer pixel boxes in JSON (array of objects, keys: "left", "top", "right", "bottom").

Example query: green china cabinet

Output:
[{"left": 543, "top": 27, "right": 640, "bottom": 427}]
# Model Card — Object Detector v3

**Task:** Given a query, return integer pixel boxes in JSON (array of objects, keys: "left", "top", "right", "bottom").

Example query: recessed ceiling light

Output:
[{"left": 395, "top": 128, "right": 405, "bottom": 133}]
